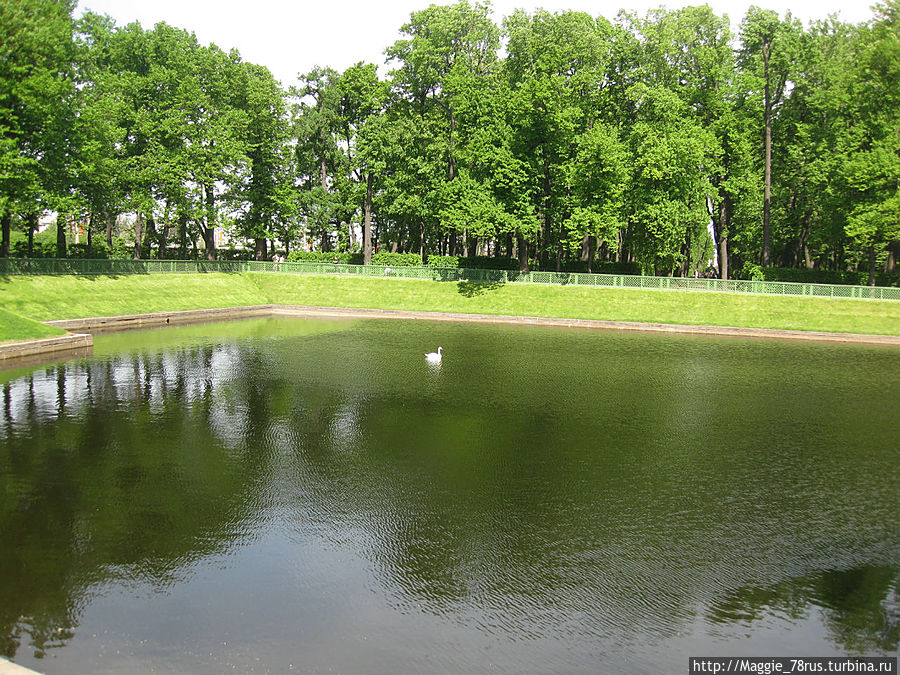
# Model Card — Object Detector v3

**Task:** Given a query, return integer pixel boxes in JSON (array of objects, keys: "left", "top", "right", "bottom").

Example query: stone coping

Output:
[
  {"left": 0, "top": 657, "right": 43, "bottom": 675},
  {"left": 45, "top": 304, "right": 273, "bottom": 333},
  {"left": 0, "top": 333, "right": 93, "bottom": 363},
  {"left": 270, "top": 305, "right": 900, "bottom": 346},
  {"left": 0, "top": 306, "right": 894, "bottom": 369}
]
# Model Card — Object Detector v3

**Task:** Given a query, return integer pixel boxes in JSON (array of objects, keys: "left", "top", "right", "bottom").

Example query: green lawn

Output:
[
  {"left": 250, "top": 273, "right": 900, "bottom": 336},
  {"left": 0, "top": 272, "right": 268, "bottom": 322},
  {"left": 1, "top": 271, "right": 898, "bottom": 342},
  {"left": 0, "top": 307, "right": 67, "bottom": 343}
]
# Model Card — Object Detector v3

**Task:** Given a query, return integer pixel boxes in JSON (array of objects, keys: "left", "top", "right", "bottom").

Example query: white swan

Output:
[{"left": 425, "top": 346, "right": 443, "bottom": 363}]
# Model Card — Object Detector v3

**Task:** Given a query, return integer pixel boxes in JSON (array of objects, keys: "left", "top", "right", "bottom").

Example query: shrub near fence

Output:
[
  {"left": 287, "top": 251, "right": 365, "bottom": 264},
  {"left": 371, "top": 252, "right": 422, "bottom": 267},
  {"left": 740, "top": 264, "right": 900, "bottom": 287},
  {"left": 0, "top": 258, "right": 898, "bottom": 300}
]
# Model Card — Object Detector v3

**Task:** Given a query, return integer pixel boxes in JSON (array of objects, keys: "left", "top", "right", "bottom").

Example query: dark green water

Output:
[{"left": 1, "top": 317, "right": 898, "bottom": 673}]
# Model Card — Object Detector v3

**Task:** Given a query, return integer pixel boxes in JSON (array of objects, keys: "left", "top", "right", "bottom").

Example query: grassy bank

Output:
[
  {"left": 252, "top": 274, "right": 900, "bottom": 335},
  {"left": 0, "top": 273, "right": 267, "bottom": 322},
  {"left": 0, "top": 308, "right": 67, "bottom": 343},
  {"left": 1, "top": 271, "right": 898, "bottom": 341}
]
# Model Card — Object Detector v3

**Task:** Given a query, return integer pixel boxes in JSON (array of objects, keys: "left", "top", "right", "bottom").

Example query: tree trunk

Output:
[
  {"left": 204, "top": 182, "right": 216, "bottom": 261},
  {"left": 884, "top": 241, "right": 898, "bottom": 273},
  {"left": 680, "top": 228, "right": 692, "bottom": 277},
  {"left": 143, "top": 215, "right": 156, "bottom": 259},
  {"left": 27, "top": 213, "right": 36, "bottom": 258},
  {"left": 363, "top": 172, "right": 373, "bottom": 265},
  {"left": 106, "top": 211, "right": 114, "bottom": 248},
  {"left": 580, "top": 234, "right": 596, "bottom": 274},
  {"left": 0, "top": 211, "right": 10, "bottom": 258},
  {"left": 254, "top": 238, "right": 267, "bottom": 260},
  {"left": 202, "top": 227, "right": 216, "bottom": 260},
  {"left": 541, "top": 158, "right": 552, "bottom": 270},
  {"left": 762, "top": 42, "right": 773, "bottom": 268},
  {"left": 159, "top": 223, "right": 169, "bottom": 259},
  {"left": 616, "top": 226, "right": 629, "bottom": 264},
  {"left": 800, "top": 211, "right": 813, "bottom": 269},
  {"left": 555, "top": 227, "right": 564, "bottom": 272},
  {"left": 517, "top": 233, "right": 528, "bottom": 271},
  {"left": 133, "top": 211, "right": 144, "bottom": 259},
  {"left": 419, "top": 218, "right": 425, "bottom": 262},
  {"left": 449, "top": 107, "right": 456, "bottom": 182},
  {"left": 57, "top": 216, "right": 67, "bottom": 258},
  {"left": 86, "top": 214, "right": 93, "bottom": 257},
  {"left": 868, "top": 244, "right": 877, "bottom": 287},
  {"left": 711, "top": 197, "right": 729, "bottom": 280},
  {"left": 178, "top": 213, "right": 189, "bottom": 259}
]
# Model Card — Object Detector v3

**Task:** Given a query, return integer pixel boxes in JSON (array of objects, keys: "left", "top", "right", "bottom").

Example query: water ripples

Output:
[{"left": 1, "top": 319, "right": 898, "bottom": 672}]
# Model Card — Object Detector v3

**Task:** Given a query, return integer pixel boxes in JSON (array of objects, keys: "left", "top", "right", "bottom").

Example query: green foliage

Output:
[
  {"left": 455, "top": 256, "right": 520, "bottom": 270},
  {"left": 213, "top": 246, "right": 254, "bottom": 261},
  {"left": 1, "top": 0, "right": 898, "bottom": 286},
  {"left": 425, "top": 255, "right": 460, "bottom": 268},
  {"left": 371, "top": 252, "right": 423, "bottom": 267},
  {"left": 0, "top": 0, "right": 76, "bottom": 217},
  {"left": 739, "top": 265, "right": 900, "bottom": 287},
  {"left": 742, "top": 263, "right": 766, "bottom": 281},
  {"left": 10, "top": 240, "right": 57, "bottom": 258},
  {"left": 562, "top": 260, "right": 644, "bottom": 275},
  {"left": 425, "top": 255, "right": 520, "bottom": 269},
  {"left": 286, "top": 251, "right": 365, "bottom": 264},
  {"left": 11, "top": 236, "right": 130, "bottom": 259},
  {"left": 67, "top": 242, "right": 106, "bottom": 259}
]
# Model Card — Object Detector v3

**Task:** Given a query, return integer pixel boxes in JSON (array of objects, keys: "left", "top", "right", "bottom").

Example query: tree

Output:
[
  {"left": 72, "top": 11, "right": 128, "bottom": 254},
  {"left": 292, "top": 67, "right": 343, "bottom": 252},
  {"left": 842, "top": 1, "right": 900, "bottom": 284},
  {"left": 338, "top": 62, "right": 388, "bottom": 264},
  {"left": 230, "top": 63, "right": 292, "bottom": 259},
  {"left": 0, "top": 0, "right": 76, "bottom": 257},
  {"left": 565, "top": 123, "right": 628, "bottom": 271},
  {"left": 504, "top": 9, "right": 617, "bottom": 269},
  {"left": 386, "top": 0, "right": 500, "bottom": 258},
  {"left": 773, "top": 18, "right": 859, "bottom": 271},
  {"left": 740, "top": 7, "right": 800, "bottom": 267}
]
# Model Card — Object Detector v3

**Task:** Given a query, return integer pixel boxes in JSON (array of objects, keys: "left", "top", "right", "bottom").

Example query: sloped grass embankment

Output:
[
  {"left": 0, "top": 307, "right": 68, "bottom": 343},
  {"left": 0, "top": 272, "right": 898, "bottom": 342}
]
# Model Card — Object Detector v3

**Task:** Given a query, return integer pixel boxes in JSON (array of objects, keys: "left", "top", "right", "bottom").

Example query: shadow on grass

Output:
[
  {"left": 0, "top": 272, "right": 125, "bottom": 282},
  {"left": 457, "top": 280, "right": 505, "bottom": 297}
]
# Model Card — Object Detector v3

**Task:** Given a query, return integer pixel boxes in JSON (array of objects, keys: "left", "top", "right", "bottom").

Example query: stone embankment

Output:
[{"left": 1, "top": 304, "right": 897, "bottom": 372}]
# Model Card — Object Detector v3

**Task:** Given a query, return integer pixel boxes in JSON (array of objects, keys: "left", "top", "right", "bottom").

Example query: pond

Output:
[{"left": 1, "top": 317, "right": 898, "bottom": 673}]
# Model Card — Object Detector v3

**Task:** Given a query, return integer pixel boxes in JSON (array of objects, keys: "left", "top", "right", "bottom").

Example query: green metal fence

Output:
[{"left": 1, "top": 257, "right": 898, "bottom": 301}]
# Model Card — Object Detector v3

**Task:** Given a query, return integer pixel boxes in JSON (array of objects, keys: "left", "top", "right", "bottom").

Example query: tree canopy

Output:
[{"left": 1, "top": 0, "right": 898, "bottom": 283}]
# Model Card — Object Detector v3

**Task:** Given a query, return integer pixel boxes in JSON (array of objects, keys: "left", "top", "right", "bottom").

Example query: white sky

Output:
[{"left": 77, "top": 0, "right": 875, "bottom": 89}]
